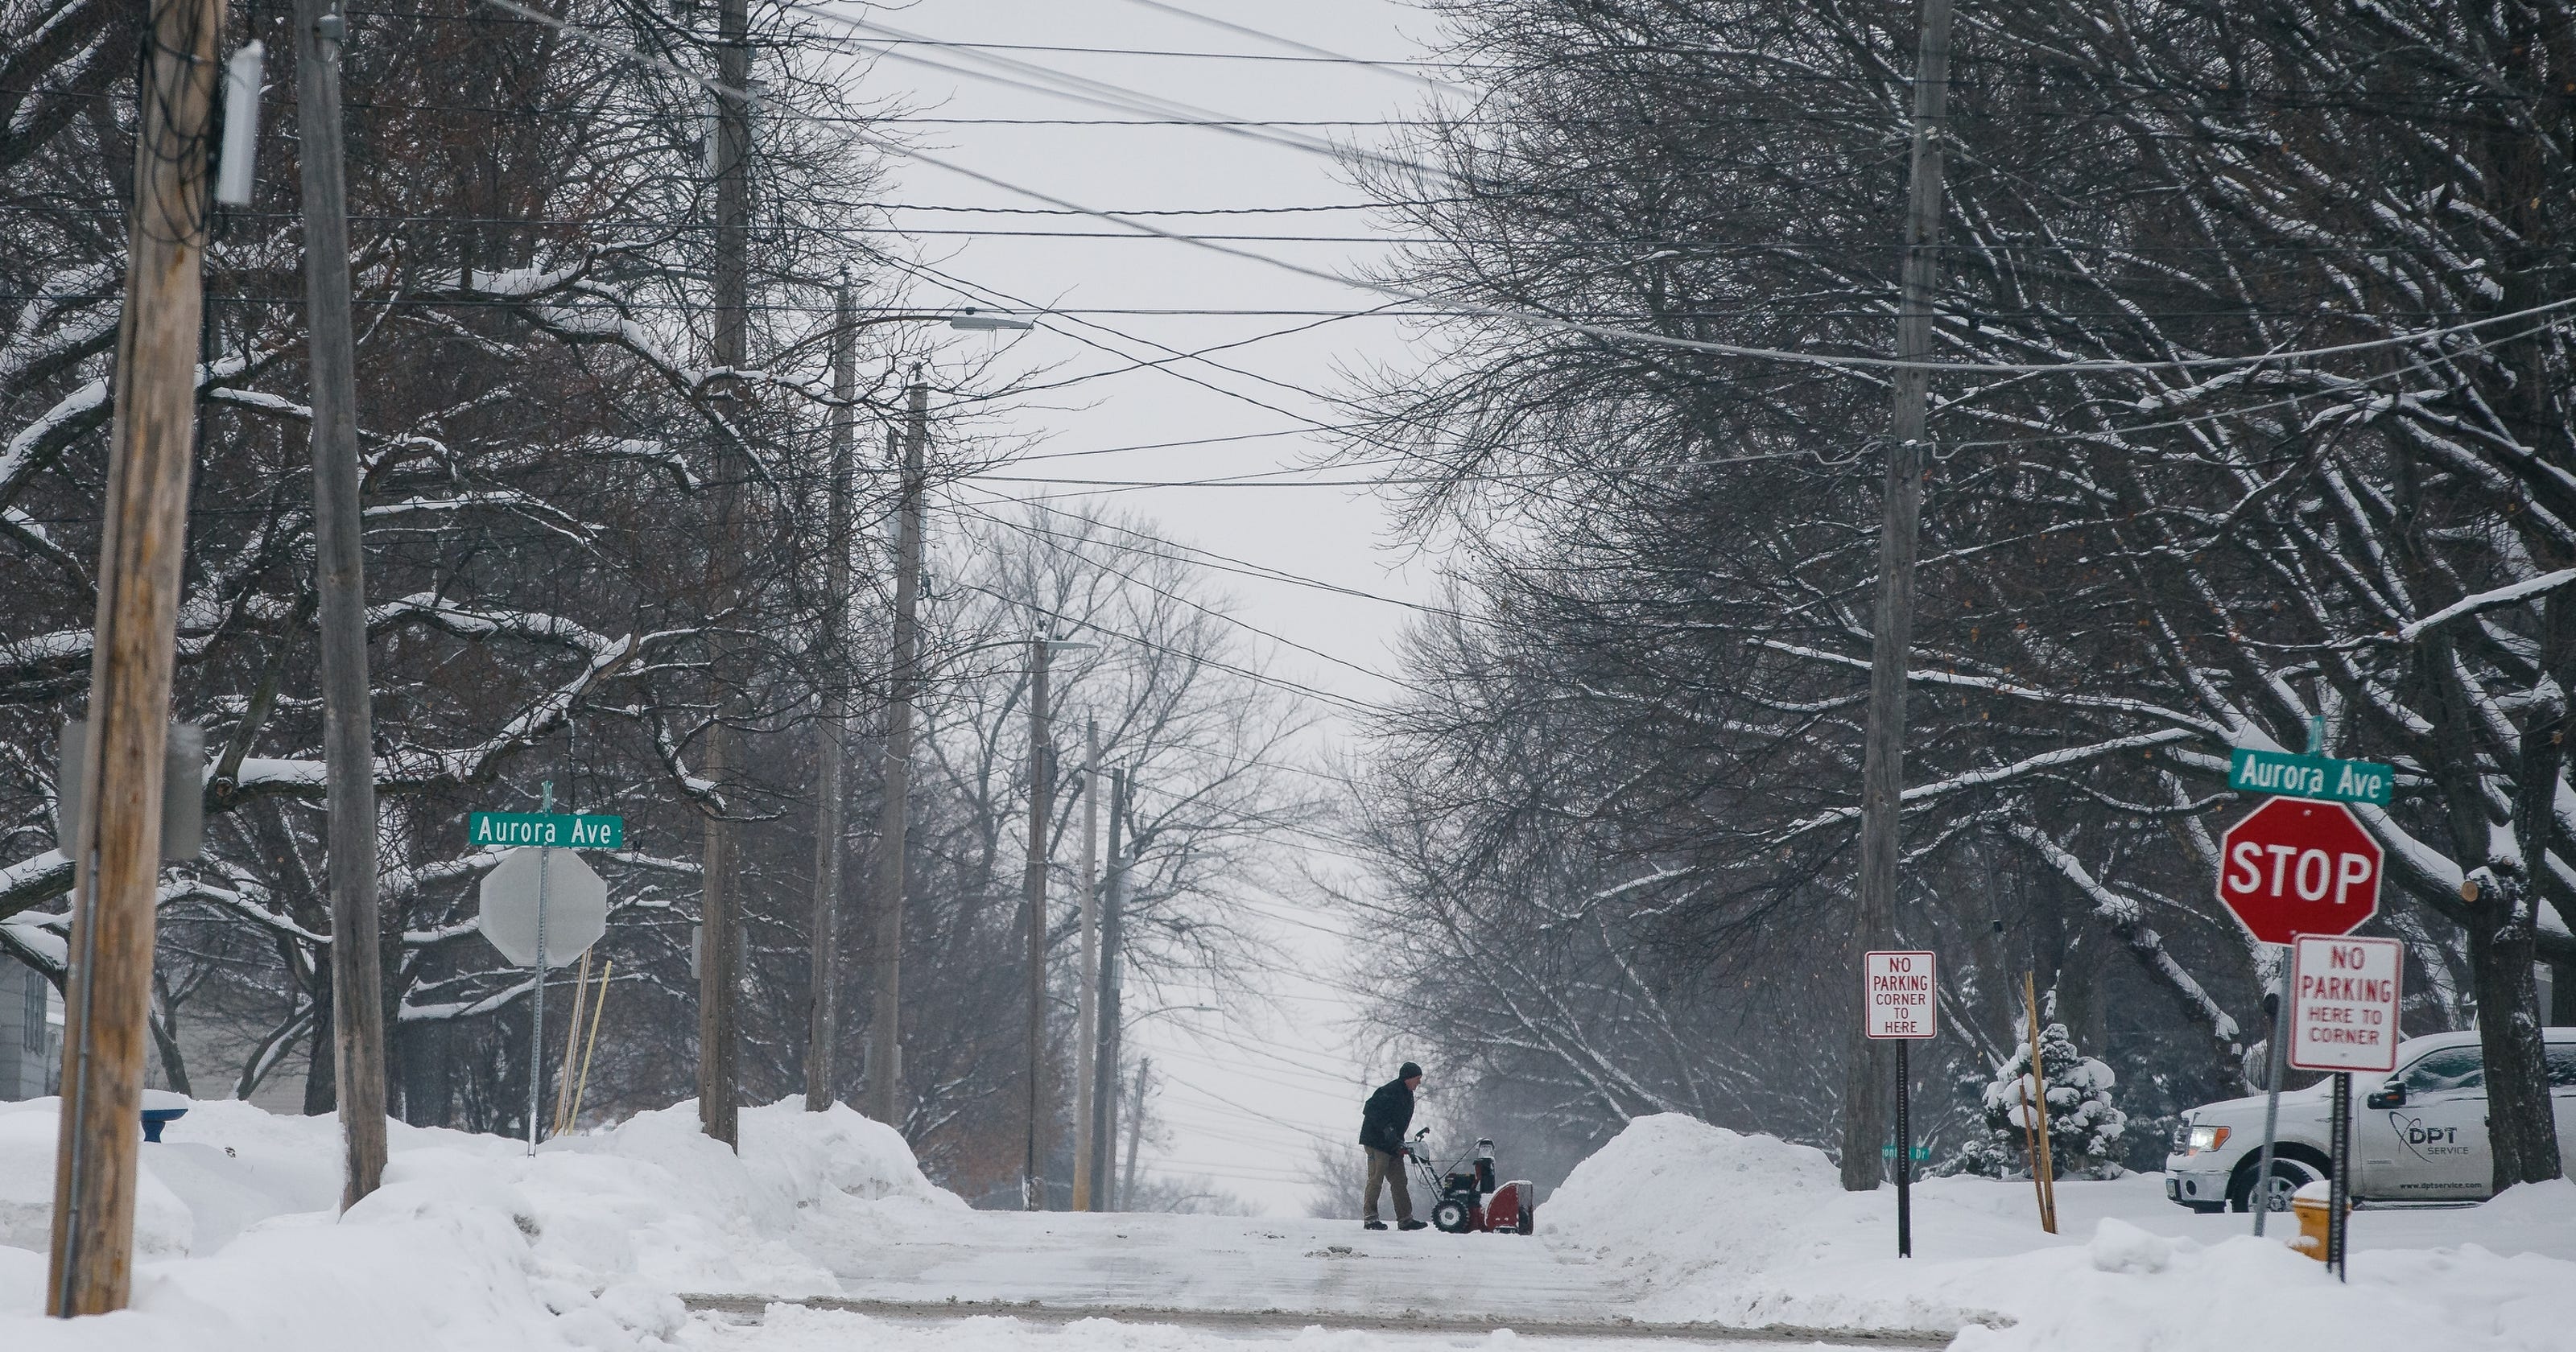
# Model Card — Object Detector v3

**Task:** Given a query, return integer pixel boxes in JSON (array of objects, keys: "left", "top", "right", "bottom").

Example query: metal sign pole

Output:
[
  {"left": 2251, "top": 942, "right": 2292, "bottom": 1234},
  {"left": 2327, "top": 1071, "right": 2351, "bottom": 1280},
  {"left": 527, "top": 781, "right": 553, "bottom": 1156},
  {"left": 1895, "top": 1038, "right": 1912, "bottom": 1257}
]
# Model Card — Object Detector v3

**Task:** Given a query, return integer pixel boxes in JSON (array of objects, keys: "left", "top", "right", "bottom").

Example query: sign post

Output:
[
  {"left": 1865, "top": 950, "right": 1937, "bottom": 1258},
  {"left": 473, "top": 785, "right": 618, "bottom": 1155},
  {"left": 2286, "top": 934, "right": 2402, "bottom": 1282}
]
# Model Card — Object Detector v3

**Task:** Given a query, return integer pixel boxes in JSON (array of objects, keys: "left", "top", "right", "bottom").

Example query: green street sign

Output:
[
  {"left": 2227, "top": 748, "right": 2393, "bottom": 806},
  {"left": 1880, "top": 1145, "right": 1930, "bottom": 1161},
  {"left": 469, "top": 810, "right": 623, "bottom": 850}
]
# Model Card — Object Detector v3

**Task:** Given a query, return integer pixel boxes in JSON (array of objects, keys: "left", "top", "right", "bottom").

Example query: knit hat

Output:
[{"left": 1400, "top": 1061, "right": 1422, "bottom": 1079}]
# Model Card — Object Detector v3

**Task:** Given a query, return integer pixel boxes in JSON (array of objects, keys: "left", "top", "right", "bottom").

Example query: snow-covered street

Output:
[{"left": 10, "top": 1094, "right": 2576, "bottom": 1351}]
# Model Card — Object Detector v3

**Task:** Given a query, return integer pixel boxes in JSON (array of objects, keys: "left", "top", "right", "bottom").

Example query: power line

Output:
[
  {"left": 815, "top": 35, "right": 1451, "bottom": 68},
  {"left": 946, "top": 488, "right": 1469, "bottom": 621},
  {"left": 1108, "top": 0, "right": 1474, "bottom": 94},
  {"left": 481, "top": 0, "right": 2576, "bottom": 380},
  {"left": 943, "top": 499, "right": 1406, "bottom": 686},
  {"left": 784, "top": 3, "right": 1451, "bottom": 182},
  {"left": 939, "top": 573, "right": 1391, "bottom": 719}
]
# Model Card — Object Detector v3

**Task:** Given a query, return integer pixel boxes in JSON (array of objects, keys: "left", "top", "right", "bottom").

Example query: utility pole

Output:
[
  {"left": 1120, "top": 1054, "right": 1151, "bottom": 1211},
  {"left": 1070, "top": 719, "right": 1100, "bottom": 1210},
  {"left": 1840, "top": 0, "right": 1958, "bottom": 1192},
  {"left": 293, "top": 0, "right": 388, "bottom": 1209},
  {"left": 1088, "top": 766, "right": 1128, "bottom": 1210},
  {"left": 865, "top": 382, "right": 927, "bottom": 1126},
  {"left": 47, "top": 0, "right": 221, "bottom": 1317},
  {"left": 696, "top": 0, "right": 752, "bottom": 1151},
  {"left": 807, "top": 274, "right": 856, "bottom": 1112},
  {"left": 1020, "top": 629, "right": 1059, "bottom": 1209}
]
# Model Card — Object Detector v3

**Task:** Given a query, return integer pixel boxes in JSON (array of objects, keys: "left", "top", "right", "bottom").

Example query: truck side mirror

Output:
[{"left": 2364, "top": 1078, "right": 2405, "bottom": 1110}]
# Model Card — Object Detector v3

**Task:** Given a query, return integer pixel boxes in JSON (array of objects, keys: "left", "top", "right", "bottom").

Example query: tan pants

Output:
[{"left": 1363, "top": 1146, "right": 1414, "bottom": 1223}]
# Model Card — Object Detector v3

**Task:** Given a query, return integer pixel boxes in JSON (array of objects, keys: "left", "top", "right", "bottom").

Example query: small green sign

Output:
[
  {"left": 469, "top": 811, "right": 623, "bottom": 850},
  {"left": 1880, "top": 1145, "right": 1931, "bottom": 1161},
  {"left": 2227, "top": 748, "right": 2393, "bottom": 806}
]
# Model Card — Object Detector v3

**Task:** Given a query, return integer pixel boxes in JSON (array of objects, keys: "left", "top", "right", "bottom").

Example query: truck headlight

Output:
[{"left": 2186, "top": 1124, "right": 2230, "bottom": 1155}]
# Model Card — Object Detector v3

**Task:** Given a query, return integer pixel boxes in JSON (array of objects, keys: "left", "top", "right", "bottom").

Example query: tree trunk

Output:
[
  {"left": 2467, "top": 875, "right": 2562, "bottom": 1189},
  {"left": 303, "top": 973, "right": 336, "bottom": 1115},
  {"left": 2479, "top": 599, "right": 2572, "bottom": 1190},
  {"left": 405, "top": 1020, "right": 453, "bottom": 1127}
]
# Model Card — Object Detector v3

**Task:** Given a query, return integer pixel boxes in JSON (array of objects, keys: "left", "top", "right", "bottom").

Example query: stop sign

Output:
[{"left": 2216, "top": 798, "right": 2383, "bottom": 945}]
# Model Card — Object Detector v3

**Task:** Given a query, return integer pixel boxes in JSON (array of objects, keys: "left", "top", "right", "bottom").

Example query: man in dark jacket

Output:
[{"left": 1358, "top": 1061, "right": 1426, "bottom": 1230}]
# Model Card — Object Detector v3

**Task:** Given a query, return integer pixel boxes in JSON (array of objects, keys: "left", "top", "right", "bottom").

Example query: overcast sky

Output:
[{"left": 838, "top": 0, "right": 1457, "bottom": 1214}]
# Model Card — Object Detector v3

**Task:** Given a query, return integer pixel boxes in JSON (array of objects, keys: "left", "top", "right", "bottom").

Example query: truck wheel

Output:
[{"left": 2228, "top": 1156, "right": 2323, "bottom": 1213}]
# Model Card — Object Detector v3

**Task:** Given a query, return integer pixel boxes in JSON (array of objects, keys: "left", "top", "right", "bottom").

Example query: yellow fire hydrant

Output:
[{"left": 2288, "top": 1180, "right": 2340, "bottom": 1261}]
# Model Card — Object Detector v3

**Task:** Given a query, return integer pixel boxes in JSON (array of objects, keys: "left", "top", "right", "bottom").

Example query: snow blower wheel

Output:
[{"left": 1432, "top": 1197, "right": 1476, "bottom": 1233}]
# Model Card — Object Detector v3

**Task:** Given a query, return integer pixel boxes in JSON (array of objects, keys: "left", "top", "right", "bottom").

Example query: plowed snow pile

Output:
[
  {"left": 1542, "top": 1111, "right": 2576, "bottom": 1350},
  {"left": 0, "top": 1095, "right": 962, "bottom": 1351}
]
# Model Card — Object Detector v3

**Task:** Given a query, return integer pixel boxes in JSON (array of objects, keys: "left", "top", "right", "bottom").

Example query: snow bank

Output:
[
  {"left": 1541, "top": 1113, "right": 1842, "bottom": 1292},
  {"left": 0, "top": 1094, "right": 962, "bottom": 1352},
  {"left": 1544, "top": 1113, "right": 2576, "bottom": 1350}
]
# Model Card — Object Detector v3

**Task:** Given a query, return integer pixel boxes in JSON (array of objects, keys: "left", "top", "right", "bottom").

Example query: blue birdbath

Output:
[{"left": 140, "top": 1089, "right": 189, "bottom": 1143}]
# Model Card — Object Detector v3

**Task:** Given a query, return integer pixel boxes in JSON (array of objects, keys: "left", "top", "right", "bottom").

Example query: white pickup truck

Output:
[{"left": 2162, "top": 1028, "right": 2576, "bottom": 1211}]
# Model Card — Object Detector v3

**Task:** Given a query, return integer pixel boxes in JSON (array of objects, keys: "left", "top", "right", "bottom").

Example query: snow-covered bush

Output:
[{"left": 1945, "top": 1021, "right": 2128, "bottom": 1180}]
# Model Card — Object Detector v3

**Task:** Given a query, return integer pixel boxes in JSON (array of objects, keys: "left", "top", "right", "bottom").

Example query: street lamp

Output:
[{"left": 949, "top": 308, "right": 1036, "bottom": 332}]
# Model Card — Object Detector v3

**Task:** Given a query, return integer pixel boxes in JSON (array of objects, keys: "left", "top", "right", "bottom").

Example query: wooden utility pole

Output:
[
  {"left": 1020, "top": 632, "right": 1058, "bottom": 1209},
  {"left": 1070, "top": 719, "right": 1100, "bottom": 1210},
  {"left": 1840, "top": 0, "right": 1958, "bottom": 1193},
  {"left": 865, "top": 384, "right": 927, "bottom": 1126},
  {"left": 696, "top": 0, "right": 752, "bottom": 1150},
  {"left": 293, "top": 0, "right": 388, "bottom": 1208},
  {"left": 1088, "top": 766, "right": 1128, "bottom": 1210},
  {"left": 47, "top": 0, "right": 221, "bottom": 1317},
  {"left": 807, "top": 274, "right": 856, "bottom": 1112}
]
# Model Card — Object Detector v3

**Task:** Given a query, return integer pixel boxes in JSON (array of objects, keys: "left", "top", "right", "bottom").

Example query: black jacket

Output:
[{"left": 1358, "top": 1077, "right": 1414, "bottom": 1154}]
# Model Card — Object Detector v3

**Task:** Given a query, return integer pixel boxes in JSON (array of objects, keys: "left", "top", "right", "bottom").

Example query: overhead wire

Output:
[
  {"left": 939, "top": 575, "right": 1390, "bottom": 718},
  {"left": 943, "top": 487, "right": 1468, "bottom": 620},
  {"left": 479, "top": 0, "right": 2576, "bottom": 379},
  {"left": 940, "top": 497, "right": 1406, "bottom": 686},
  {"left": 1106, "top": 0, "right": 1475, "bottom": 94}
]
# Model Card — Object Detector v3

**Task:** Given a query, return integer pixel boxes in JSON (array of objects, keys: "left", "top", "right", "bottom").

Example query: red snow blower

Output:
[{"left": 1402, "top": 1129, "right": 1538, "bottom": 1235}]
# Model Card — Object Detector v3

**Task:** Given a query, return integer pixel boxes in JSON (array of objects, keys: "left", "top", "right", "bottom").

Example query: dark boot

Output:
[
  {"left": 1397, "top": 1219, "right": 1428, "bottom": 1231},
  {"left": 1363, "top": 1220, "right": 1388, "bottom": 1230}
]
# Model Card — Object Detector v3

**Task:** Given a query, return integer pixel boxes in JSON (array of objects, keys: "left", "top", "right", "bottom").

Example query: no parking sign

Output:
[{"left": 2287, "top": 934, "right": 2403, "bottom": 1074}]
